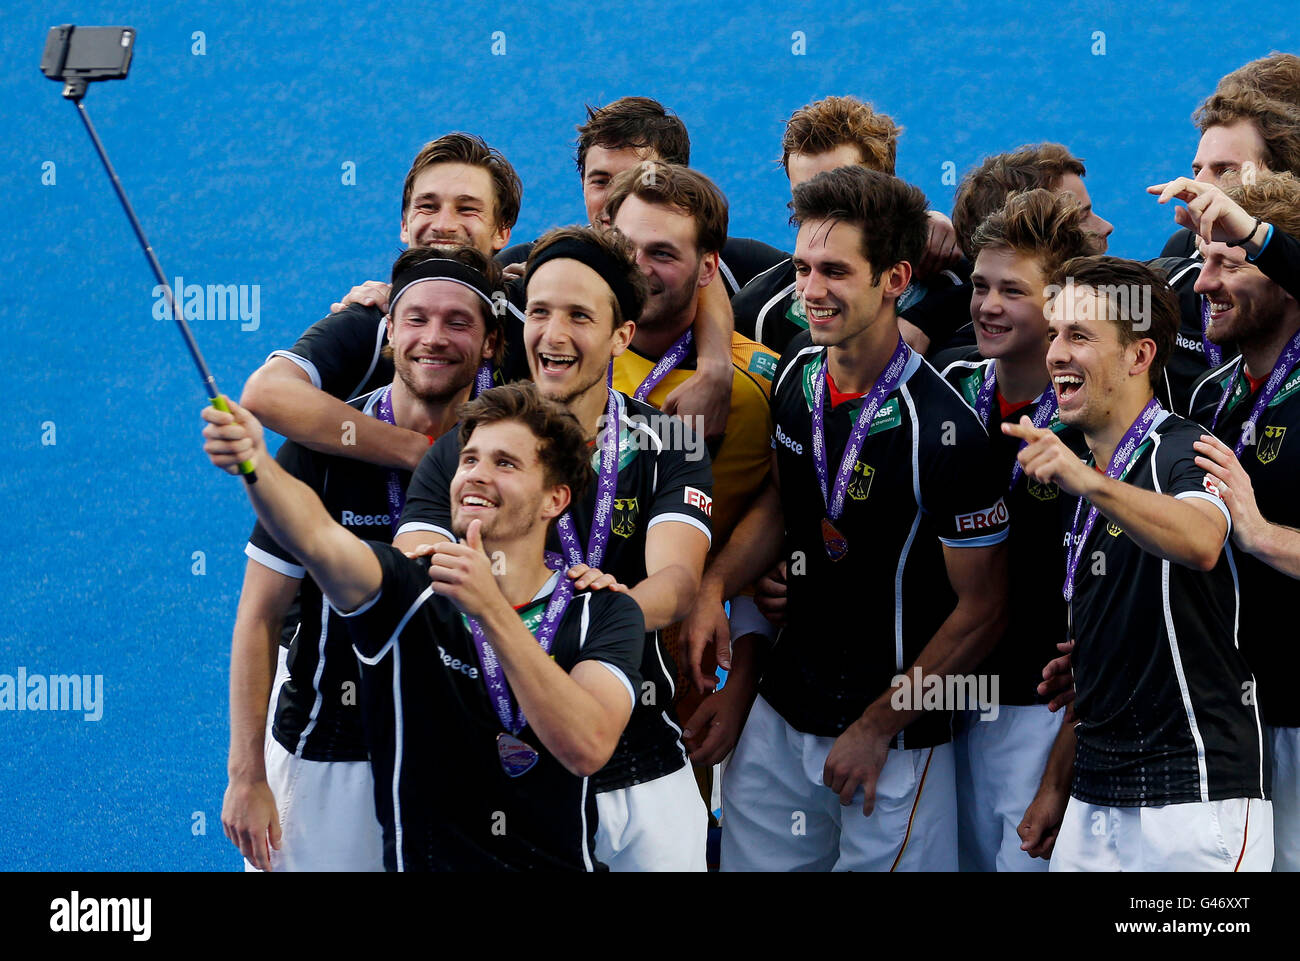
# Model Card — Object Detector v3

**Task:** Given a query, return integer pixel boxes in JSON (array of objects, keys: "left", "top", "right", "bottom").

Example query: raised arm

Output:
[
  {"left": 241, "top": 357, "right": 430, "bottom": 471},
  {"left": 202, "top": 398, "right": 382, "bottom": 612},
  {"left": 1006, "top": 417, "right": 1227, "bottom": 571},
  {"left": 1149, "top": 177, "right": 1300, "bottom": 303}
]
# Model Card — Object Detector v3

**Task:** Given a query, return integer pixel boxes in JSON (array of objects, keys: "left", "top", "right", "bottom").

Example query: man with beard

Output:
[
  {"left": 493, "top": 96, "right": 781, "bottom": 442},
  {"left": 221, "top": 246, "right": 503, "bottom": 871},
  {"left": 1163, "top": 172, "right": 1300, "bottom": 870},
  {"left": 601, "top": 162, "right": 782, "bottom": 809},
  {"left": 204, "top": 382, "right": 645, "bottom": 871},
  {"left": 393, "top": 225, "right": 717, "bottom": 870},
  {"left": 241, "top": 133, "right": 525, "bottom": 467}
]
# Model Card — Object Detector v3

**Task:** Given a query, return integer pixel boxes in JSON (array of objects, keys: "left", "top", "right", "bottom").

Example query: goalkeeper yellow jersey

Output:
[{"left": 612, "top": 333, "right": 778, "bottom": 549}]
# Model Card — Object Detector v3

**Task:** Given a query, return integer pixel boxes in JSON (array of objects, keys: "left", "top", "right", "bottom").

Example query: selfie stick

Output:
[{"left": 60, "top": 76, "right": 257, "bottom": 483}]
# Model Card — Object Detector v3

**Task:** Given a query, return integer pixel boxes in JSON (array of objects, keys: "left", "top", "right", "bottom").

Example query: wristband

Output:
[{"left": 1225, "top": 216, "right": 1263, "bottom": 249}]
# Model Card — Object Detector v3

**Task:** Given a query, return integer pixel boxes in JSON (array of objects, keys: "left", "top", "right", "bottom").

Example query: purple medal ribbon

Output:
[
  {"left": 974, "top": 361, "right": 1059, "bottom": 491},
  {"left": 1201, "top": 296, "right": 1224, "bottom": 369},
  {"left": 556, "top": 385, "right": 621, "bottom": 571},
  {"left": 633, "top": 328, "right": 694, "bottom": 401},
  {"left": 374, "top": 387, "right": 408, "bottom": 539},
  {"left": 1062, "top": 397, "right": 1163, "bottom": 603},
  {"left": 810, "top": 337, "right": 912, "bottom": 523},
  {"left": 1211, "top": 327, "right": 1300, "bottom": 458},
  {"left": 465, "top": 572, "right": 575, "bottom": 736},
  {"left": 474, "top": 361, "right": 494, "bottom": 397}
]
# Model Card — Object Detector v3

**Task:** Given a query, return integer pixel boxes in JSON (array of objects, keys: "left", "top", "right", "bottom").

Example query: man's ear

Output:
[
  {"left": 542, "top": 483, "right": 572, "bottom": 523},
  {"left": 1129, "top": 337, "right": 1158, "bottom": 379},
  {"left": 882, "top": 260, "right": 913, "bottom": 301},
  {"left": 491, "top": 220, "right": 512, "bottom": 253},
  {"left": 610, "top": 319, "right": 636, "bottom": 358},
  {"left": 696, "top": 251, "right": 720, "bottom": 290},
  {"left": 482, "top": 326, "right": 502, "bottom": 364},
  {"left": 385, "top": 313, "right": 395, "bottom": 343}
]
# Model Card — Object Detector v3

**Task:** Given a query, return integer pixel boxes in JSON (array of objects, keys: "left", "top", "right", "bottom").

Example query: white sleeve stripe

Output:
[
  {"left": 351, "top": 585, "right": 436, "bottom": 666},
  {"left": 344, "top": 317, "right": 389, "bottom": 402},
  {"left": 646, "top": 513, "right": 712, "bottom": 544},
  {"left": 773, "top": 344, "right": 822, "bottom": 397},
  {"left": 267, "top": 350, "right": 322, "bottom": 390},
  {"left": 756, "top": 281, "right": 797, "bottom": 350},
  {"left": 244, "top": 542, "right": 305, "bottom": 580},
  {"left": 394, "top": 523, "right": 455, "bottom": 542},
  {"left": 939, "top": 530, "right": 1009, "bottom": 548},
  {"left": 1176, "top": 490, "right": 1233, "bottom": 539},
  {"left": 593, "top": 661, "right": 637, "bottom": 711},
  {"left": 717, "top": 258, "right": 739, "bottom": 295},
  {"left": 329, "top": 586, "right": 384, "bottom": 619}
]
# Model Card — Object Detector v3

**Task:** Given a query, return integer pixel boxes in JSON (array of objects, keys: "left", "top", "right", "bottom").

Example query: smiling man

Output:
[
  {"left": 940, "top": 189, "right": 1095, "bottom": 872},
  {"left": 240, "top": 133, "right": 525, "bottom": 469},
  {"left": 1176, "top": 172, "right": 1300, "bottom": 871},
  {"left": 1012, "top": 255, "right": 1271, "bottom": 872},
  {"left": 1160, "top": 82, "right": 1300, "bottom": 259},
  {"left": 732, "top": 95, "right": 970, "bottom": 359},
  {"left": 600, "top": 160, "right": 783, "bottom": 836},
  {"left": 219, "top": 246, "right": 503, "bottom": 872},
  {"left": 393, "top": 225, "right": 717, "bottom": 870},
  {"left": 204, "top": 382, "right": 646, "bottom": 871},
  {"left": 684, "top": 166, "right": 1010, "bottom": 871}
]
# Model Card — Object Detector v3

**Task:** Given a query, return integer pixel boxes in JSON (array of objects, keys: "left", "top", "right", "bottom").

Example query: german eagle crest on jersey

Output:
[
  {"left": 1027, "top": 478, "right": 1058, "bottom": 502},
  {"left": 846, "top": 461, "right": 875, "bottom": 501},
  {"left": 611, "top": 497, "right": 639, "bottom": 538},
  {"left": 1257, "top": 425, "right": 1286, "bottom": 465}
]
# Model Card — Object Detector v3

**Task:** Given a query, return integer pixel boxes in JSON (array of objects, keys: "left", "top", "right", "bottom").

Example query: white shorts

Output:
[
  {"left": 1269, "top": 725, "right": 1300, "bottom": 872},
  {"left": 244, "top": 736, "right": 385, "bottom": 872},
  {"left": 728, "top": 594, "right": 776, "bottom": 643},
  {"left": 720, "top": 694, "right": 957, "bottom": 871},
  {"left": 1050, "top": 796, "right": 1273, "bottom": 872},
  {"left": 955, "top": 703, "right": 1061, "bottom": 872},
  {"left": 268, "top": 644, "right": 289, "bottom": 728},
  {"left": 595, "top": 763, "right": 708, "bottom": 872}
]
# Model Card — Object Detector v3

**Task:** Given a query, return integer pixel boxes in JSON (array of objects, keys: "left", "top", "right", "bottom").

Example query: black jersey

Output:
[
  {"left": 273, "top": 277, "right": 530, "bottom": 394},
  {"left": 1149, "top": 256, "right": 1211, "bottom": 415},
  {"left": 1064, "top": 412, "right": 1268, "bottom": 806},
  {"left": 497, "top": 236, "right": 784, "bottom": 299},
  {"left": 396, "top": 390, "right": 715, "bottom": 792},
  {"left": 1190, "top": 356, "right": 1300, "bottom": 728},
  {"left": 942, "top": 356, "right": 1090, "bottom": 704},
  {"left": 342, "top": 543, "right": 644, "bottom": 871},
  {"left": 1161, "top": 227, "right": 1199, "bottom": 260},
  {"left": 760, "top": 333, "right": 1010, "bottom": 746},
  {"left": 732, "top": 257, "right": 974, "bottom": 359},
  {"left": 246, "top": 388, "right": 405, "bottom": 762}
]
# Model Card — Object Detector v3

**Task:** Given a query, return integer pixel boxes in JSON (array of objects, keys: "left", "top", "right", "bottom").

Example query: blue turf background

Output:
[{"left": 2, "top": 0, "right": 1297, "bottom": 870}]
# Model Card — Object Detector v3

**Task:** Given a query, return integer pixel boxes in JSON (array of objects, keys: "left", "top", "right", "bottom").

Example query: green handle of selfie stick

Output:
[{"left": 210, "top": 395, "right": 258, "bottom": 483}]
